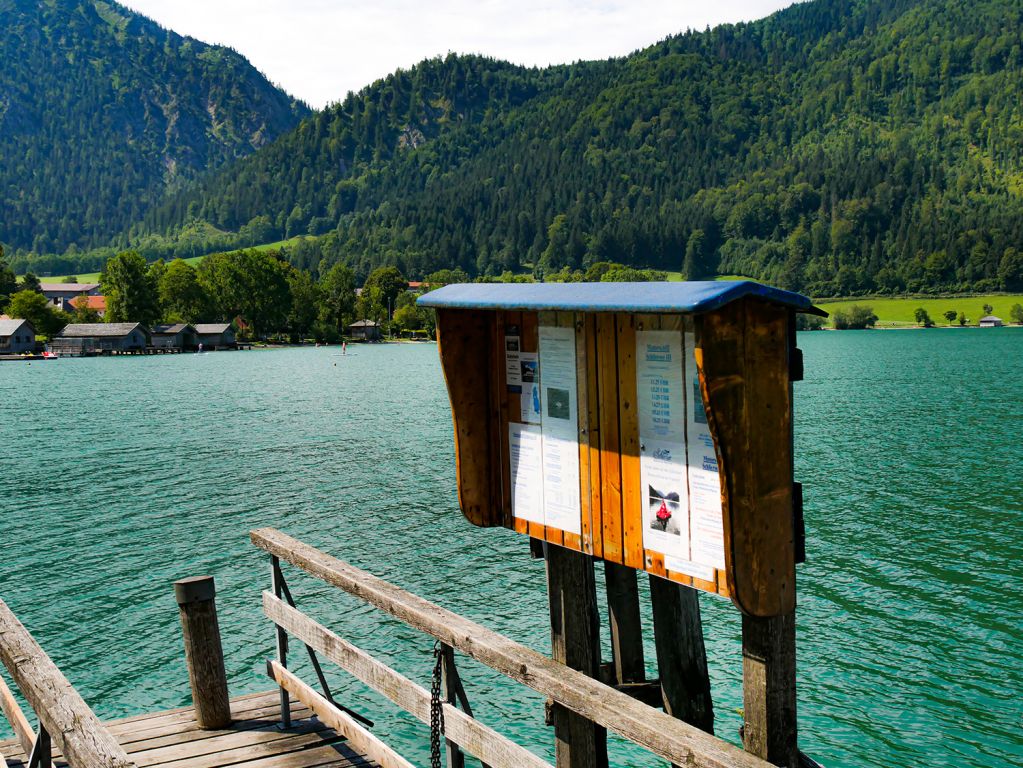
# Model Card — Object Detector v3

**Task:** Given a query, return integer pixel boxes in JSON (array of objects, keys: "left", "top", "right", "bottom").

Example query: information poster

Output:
[
  {"left": 518, "top": 352, "right": 541, "bottom": 424},
  {"left": 504, "top": 327, "right": 521, "bottom": 388},
  {"left": 636, "top": 331, "right": 689, "bottom": 561},
  {"left": 684, "top": 330, "right": 726, "bottom": 570},
  {"left": 538, "top": 325, "right": 582, "bottom": 536},
  {"left": 508, "top": 422, "right": 544, "bottom": 525}
]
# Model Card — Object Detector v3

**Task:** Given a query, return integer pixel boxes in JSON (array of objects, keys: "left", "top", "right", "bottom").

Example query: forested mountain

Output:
[
  {"left": 0, "top": 0, "right": 309, "bottom": 254},
  {"left": 12, "top": 0, "right": 1023, "bottom": 296}
]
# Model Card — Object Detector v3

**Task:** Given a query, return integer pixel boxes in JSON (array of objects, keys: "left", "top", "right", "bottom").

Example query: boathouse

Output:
[
  {"left": 39, "top": 283, "right": 100, "bottom": 312},
  {"left": 347, "top": 319, "right": 381, "bottom": 341},
  {"left": 50, "top": 323, "right": 148, "bottom": 356},
  {"left": 194, "top": 323, "right": 236, "bottom": 349},
  {"left": 0, "top": 318, "right": 36, "bottom": 353},
  {"left": 151, "top": 323, "right": 197, "bottom": 350},
  {"left": 979, "top": 315, "right": 1003, "bottom": 327}
]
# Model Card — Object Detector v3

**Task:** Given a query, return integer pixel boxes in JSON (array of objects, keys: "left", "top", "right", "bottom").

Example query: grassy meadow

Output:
[{"left": 815, "top": 295, "right": 1023, "bottom": 327}]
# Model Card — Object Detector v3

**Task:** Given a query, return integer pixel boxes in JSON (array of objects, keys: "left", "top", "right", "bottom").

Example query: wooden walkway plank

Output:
[{"left": 0, "top": 693, "right": 379, "bottom": 768}]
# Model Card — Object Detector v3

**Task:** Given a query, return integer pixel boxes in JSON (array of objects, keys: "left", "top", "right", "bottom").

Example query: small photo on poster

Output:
[
  {"left": 545, "top": 387, "right": 571, "bottom": 420},
  {"left": 692, "top": 375, "right": 707, "bottom": 425},
  {"left": 520, "top": 353, "right": 538, "bottom": 383},
  {"left": 647, "top": 484, "right": 683, "bottom": 536}
]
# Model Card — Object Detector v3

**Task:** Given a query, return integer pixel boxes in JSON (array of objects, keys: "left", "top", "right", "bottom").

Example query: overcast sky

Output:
[{"left": 120, "top": 0, "right": 797, "bottom": 108}]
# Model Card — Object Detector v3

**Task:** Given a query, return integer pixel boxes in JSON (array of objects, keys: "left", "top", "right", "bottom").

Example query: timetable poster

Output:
[
  {"left": 684, "top": 330, "right": 726, "bottom": 570},
  {"left": 508, "top": 422, "right": 544, "bottom": 525},
  {"left": 636, "top": 330, "right": 689, "bottom": 561},
  {"left": 538, "top": 325, "right": 582, "bottom": 536}
]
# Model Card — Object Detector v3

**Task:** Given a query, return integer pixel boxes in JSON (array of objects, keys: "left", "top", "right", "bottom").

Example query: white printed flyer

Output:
[
  {"left": 636, "top": 330, "right": 689, "bottom": 561},
  {"left": 538, "top": 325, "right": 581, "bottom": 536},
  {"left": 508, "top": 422, "right": 544, "bottom": 525}
]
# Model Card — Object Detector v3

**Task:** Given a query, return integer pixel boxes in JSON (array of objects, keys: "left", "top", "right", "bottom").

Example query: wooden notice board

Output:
[{"left": 419, "top": 282, "right": 820, "bottom": 618}]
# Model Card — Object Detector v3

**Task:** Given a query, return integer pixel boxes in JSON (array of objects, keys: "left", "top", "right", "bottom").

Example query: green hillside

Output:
[
  {"left": 0, "top": 0, "right": 309, "bottom": 256},
  {"left": 120, "top": 0, "right": 1023, "bottom": 295},
  {"left": 9, "top": 0, "right": 1023, "bottom": 299}
]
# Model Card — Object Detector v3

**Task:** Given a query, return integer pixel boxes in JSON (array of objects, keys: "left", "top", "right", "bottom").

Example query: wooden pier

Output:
[{"left": 0, "top": 692, "right": 372, "bottom": 768}]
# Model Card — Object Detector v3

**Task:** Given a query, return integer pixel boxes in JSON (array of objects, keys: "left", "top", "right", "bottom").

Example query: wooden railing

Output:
[
  {"left": 0, "top": 598, "right": 136, "bottom": 768},
  {"left": 252, "top": 527, "right": 775, "bottom": 768}
]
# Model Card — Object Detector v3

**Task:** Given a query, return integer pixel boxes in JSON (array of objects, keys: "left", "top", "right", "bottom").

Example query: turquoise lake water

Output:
[{"left": 1, "top": 331, "right": 1021, "bottom": 767}]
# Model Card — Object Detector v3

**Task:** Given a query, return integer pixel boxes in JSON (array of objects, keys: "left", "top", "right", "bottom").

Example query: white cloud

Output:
[{"left": 120, "top": 0, "right": 796, "bottom": 108}]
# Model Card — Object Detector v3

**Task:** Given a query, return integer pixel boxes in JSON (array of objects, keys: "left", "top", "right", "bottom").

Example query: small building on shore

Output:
[
  {"left": 979, "top": 315, "right": 1004, "bottom": 327},
  {"left": 50, "top": 323, "right": 148, "bottom": 356},
  {"left": 348, "top": 319, "right": 382, "bottom": 341},
  {"left": 151, "top": 323, "right": 198, "bottom": 350},
  {"left": 194, "top": 323, "right": 236, "bottom": 350},
  {"left": 40, "top": 283, "right": 101, "bottom": 312},
  {"left": 0, "top": 318, "right": 37, "bottom": 354}
]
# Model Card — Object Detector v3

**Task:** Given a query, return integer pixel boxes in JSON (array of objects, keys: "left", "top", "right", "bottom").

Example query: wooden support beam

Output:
[
  {"left": 263, "top": 594, "right": 553, "bottom": 768},
  {"left": 252, "top": 527, "right": 774, "bottom": 768},
  {"left": 0, "top": 597, "right": 136, "bottom": 768},
  {"left": 267, "top": 660, "right": 416, "bottom": 768},
  {"left": 742, "top": 611, "right": 797, "bottom": 767},
  {"left": 546, "top": 544, "right": 607, "bottom": 768},
  {"left": 0, "top": 671, "right": 35, "bottom": 756},
  {"left": 649, "top": 576, "right": 714, "bottom": 734},
  {"left": 173, "top": 576, "right": 231, "bottom": 729},
  {"left": 603, "top": 562, "right": 645, "bottom": 685}
]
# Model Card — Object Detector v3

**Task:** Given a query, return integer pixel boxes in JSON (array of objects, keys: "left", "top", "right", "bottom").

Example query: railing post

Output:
[
  {"left": 173, "top": 575, "right": 231, "bottom": 729},
  {"left": 439, "top": 644, "right": 465, "bottom": 768},
  {"left": 26, "top": 725, "right": 50, "bottom": 768},
  {"left": 271, "top": 556, "right": 292, "bottom": 728}
]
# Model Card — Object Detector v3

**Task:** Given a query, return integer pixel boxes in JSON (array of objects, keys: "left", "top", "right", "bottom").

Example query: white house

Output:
[{"left": 979, "top": 315, "right": 1004, "bottom": 328}]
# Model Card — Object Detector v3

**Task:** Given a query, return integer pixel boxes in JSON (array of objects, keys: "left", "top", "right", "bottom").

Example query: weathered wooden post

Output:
[
  {"left": 421, "top": 281, "right": 820, "bottom": 768},
  {"left": 173, "top": 575, "right": 231, "bottom": 729},
  {"left": 546, "top": 544, "right": 608, "bottom": 768}
]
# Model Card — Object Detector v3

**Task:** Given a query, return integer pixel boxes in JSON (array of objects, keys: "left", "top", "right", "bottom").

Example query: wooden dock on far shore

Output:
[{"left": 0, "top": 691, "right": 373, "bottom": 768}]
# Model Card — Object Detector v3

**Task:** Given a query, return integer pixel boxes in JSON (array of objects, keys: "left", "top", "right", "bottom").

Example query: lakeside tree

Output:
[
  {"left": 832, "top": 305, "right": 878, "bottom": 330},
  {"left": 5, "top": 290, "right": 68, "bottom": 338},
  {"left": 19, "top": 272, "right": 41, "bottom": 293},
  {"left": 0, "top": 246, "right": 18, "bottom": 311},
  {"left": 286, "top": 267, "right": 321, "bottom": 341},
  {"left": 199, "top": 249, "right": 292, "bottom": 338},
  {"left": 102, "top": 251, "right": 160, "bottom": 326},
  {"left": 1010, "top": 304, "right": 1023, "bottom": 325},
  {"left": 943, "top": 310, "right": 958, "bottom": 325},
  {"left": 914, "top": 308, "right": 934, "bottom": 328},
  {"left": 982, "top": 303, "right": 994, "bottom": 316},
  {"left": 363, "top": 266, "right": 407, "bottom": 318},
  {"left": 159, "top": 259, "right": 209, "bottom": 322},
  {"left": 319, "top": 261, "right": 357, "bottom": 337},
  {"left": 958, "top": 311, "right": 967, "bottom": 326}
]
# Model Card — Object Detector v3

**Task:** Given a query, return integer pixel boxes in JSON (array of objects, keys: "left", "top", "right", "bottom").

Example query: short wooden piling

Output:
[
  {"left": 603, "top": 563, "right": 645, "bottom": 685},
  {"left": 649, "top": 576, "right": 714, "bottom": 734},
  {"left": 545, "top": 544, "right": 608, "bottom": 768},
  {"left": 174, "top": 575, "right": 231, "bottom": 729},
  {"left": 741, "top": 610, "right": 797, "bottom": 766}
]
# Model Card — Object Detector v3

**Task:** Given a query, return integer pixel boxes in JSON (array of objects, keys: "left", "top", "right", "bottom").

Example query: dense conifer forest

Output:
[
  {"left": 0, "top": 0, "right": 308, "bottom": 255},
  {"left": 5, "top": 0, "right": 1023, "bottom": 296}
]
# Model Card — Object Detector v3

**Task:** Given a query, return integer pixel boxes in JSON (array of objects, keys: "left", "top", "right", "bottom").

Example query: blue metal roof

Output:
[{"left": 418, "top": 281, "right": 818, "bottom": 314}]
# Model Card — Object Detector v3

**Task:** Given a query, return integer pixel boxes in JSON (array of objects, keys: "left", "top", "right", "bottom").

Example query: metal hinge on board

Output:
[
  {"left": 790, "top": 346, "right": 804, "bottom": 382},
  {"left": 793, "top": 482, "right": 806, "bottom": 564}
]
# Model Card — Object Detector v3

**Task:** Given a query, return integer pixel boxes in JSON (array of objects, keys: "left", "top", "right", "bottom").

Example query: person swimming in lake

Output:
[{"left": 342, "top": 341, "right": 347, "bottom": 355}]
